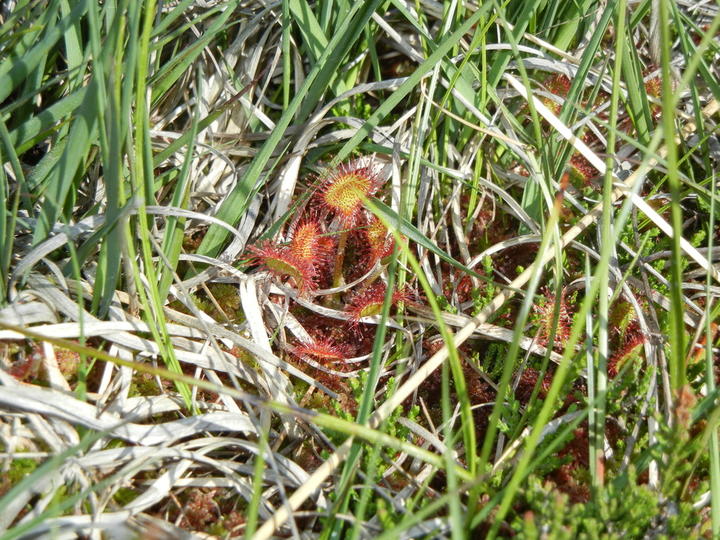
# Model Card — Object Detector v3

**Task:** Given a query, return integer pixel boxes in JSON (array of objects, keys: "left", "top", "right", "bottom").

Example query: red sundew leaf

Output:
[
  {"left": 248, "top": 241, "right": 317, "bottom": 293},
  {"left": 345, "top": 281, "right": 389, "bottom": 322},
  {"left": 532, "top": 287, "right": 573, "bottom": 350},
  {"left": 345, "top": 282, "right": 413, "bottom": 323},
  {"left": 541, "top": 74, "right": 572, "bottom": 115},
  {"left": 607, "top": 320, "right": 645, "bottom": 378},
  {"left": 546, "top": 73, "right": 571, "bottom": 97},
  {"left": 293, "top": 337, "right": 347, "bottom": 363},
  {"left": 363, "top": 214, "right": 394, "bottom": 262},
  {"left": 317, "top": 158, "right": 383, "bottom": 227},
  {"left": 289, "top": 218, "right": 335, "bottom": 265}
]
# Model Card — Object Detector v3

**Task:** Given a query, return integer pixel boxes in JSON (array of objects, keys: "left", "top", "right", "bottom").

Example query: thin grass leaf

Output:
[
  {"left": 289, "top": 0, "right": 327, "bottom": 63},
  {"left": 0, "top": 1, "right": 86, "bottom": 103},
  {"left": 370, "top": 198, "right": 484, "bottom": 281},
  {"left": 157, "top": 71, "right": 200, "bottom": 300},
  {"left": 334, "top": 4, "right": 491, "bottom": 163},
  {"left": 620, "top": 27, "right": 654, "bottom": 147},
  {"left": 31, "top": 77, "right": 100, "bottom": 244},
  {"left": 658, "top": 0, "right": 687, "bottom": 392},
  {"left": 197, "top": 0, "right": 386, "bottom": 259},
  {"left": 149, "top": 2, "right": 236, "bottom": 104}
]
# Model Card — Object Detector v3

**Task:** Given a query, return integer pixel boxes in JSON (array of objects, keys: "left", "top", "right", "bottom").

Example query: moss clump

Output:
[
  {"left": 113, "top": 487, "right": 139, "bottom": 506},
  {"left": 0, "top": 456, "right": 39, "bottom": 496}
]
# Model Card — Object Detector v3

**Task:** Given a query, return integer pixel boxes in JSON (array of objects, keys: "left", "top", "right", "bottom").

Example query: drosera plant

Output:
[
  {"left": 530, "top": 286, "right": 575, "bottom": 351},
  {"left": 311, "top": 156, "right": 387, "bottom": 289},
  {"left": 247, "top": 156, "right": 391, "bottom": 294},
  {"left": 606, "top": 299, "right": 646, "bottom": 379},
  {"left": 344, "top": 213, "right": 396, "bottom": 281},
  {"left": 292, "top": 336, "right": 348, "bottom": 365},
  {"left": 244, "top": 155, "right": 410, "bottom": 393}
]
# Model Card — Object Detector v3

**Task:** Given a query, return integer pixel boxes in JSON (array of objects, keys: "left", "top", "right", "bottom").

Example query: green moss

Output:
[
  {"left": 113, "top": 487, "right": 139, "bottom": 506},
  {"left": 7, "top": 457, "right": 39, "bottom": 485},
  {"left": 128, "top": 372, "right": 160, "bottom": 397},
  {"left": 207, "top": 521, "right": 228, "bottom": 536}
]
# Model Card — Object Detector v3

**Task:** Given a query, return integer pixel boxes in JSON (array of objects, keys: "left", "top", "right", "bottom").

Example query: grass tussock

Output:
[{"left": 0, "top": 0, "right": 719, "bottom": 538}]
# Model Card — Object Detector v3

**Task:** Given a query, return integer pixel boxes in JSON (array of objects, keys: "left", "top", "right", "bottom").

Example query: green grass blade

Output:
[
  {"left": 149, "top": 3, "right": 235, "bottom": 104},
  {"left": 6, "top": 87, "right": 86, "bottom": 150},
  {"left": 620, "top": 30, "right": 654, "bottom": 147},
  {"left": 197, "top": 0, "right": 386, "bottom": 259},
  {"left": 484, "top": 0, "right": 543, "bottom": 91},
  {"left": 288, "top": 0, "right": 327, "bottom": 63},
  {"left": 130, "top": 0, "right": 193, "bottom": 409},
  {"left": 0, "top": 0, "right": 86, "bottom": 104},
  {"left": 31, "top": 76, "right": 100, "bottom": 244},
  {"left": 658, "top": 0, "right": 686, "bottom": 393},
  {"left": 705, "top": 170, "right": 720, "bottom": 538},
  {"left": 593, "top": 0, "right": 626, "bottom": 490},
  {"left": 326, "top": 252, "right": 400, "bottom": 539},
  {"left": 157, "top": 71, "right": 200, "bottom": 299},
  {"left": 334, "top": 4, "right": 490, "bottom": 164},
  {"left": 369, "top": 199, "right": 485, "bottom": 281}
]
